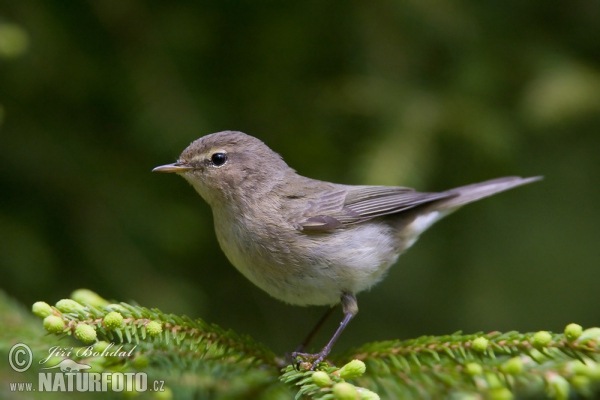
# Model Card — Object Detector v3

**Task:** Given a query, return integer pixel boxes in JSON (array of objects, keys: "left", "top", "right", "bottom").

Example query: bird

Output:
[{"left": 153, "top": 130, "right": 541, "bottom": 368}]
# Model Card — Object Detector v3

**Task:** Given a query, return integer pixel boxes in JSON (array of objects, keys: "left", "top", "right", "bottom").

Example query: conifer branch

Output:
[{"left": 28, "top": 289, "right": 600, "bottom": 399}]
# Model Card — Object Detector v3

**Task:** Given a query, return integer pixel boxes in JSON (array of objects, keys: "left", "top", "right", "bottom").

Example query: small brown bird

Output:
[{"left": 153, "top": 131, "right": 540, "bottom": 367}]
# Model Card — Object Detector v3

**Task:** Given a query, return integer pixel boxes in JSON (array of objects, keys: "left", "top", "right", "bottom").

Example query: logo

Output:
[
  {"left": 9, "top": 343, "right": 33, "bottom": 373},
  {"left": 7, "top": 343, "right": 165, "bottom": 394},
  {"left": 40, "top": 359, "right": 92, "bottom": 373}
]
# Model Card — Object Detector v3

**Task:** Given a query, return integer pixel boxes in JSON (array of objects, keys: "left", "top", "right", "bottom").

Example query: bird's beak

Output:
[{"left": 152, "top": 163, "right": 195, "bottom": 173}]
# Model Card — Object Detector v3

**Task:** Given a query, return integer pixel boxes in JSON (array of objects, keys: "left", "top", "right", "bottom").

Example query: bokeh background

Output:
[{"left": 1, "top": 1, "right": 599, "bottom": 359}]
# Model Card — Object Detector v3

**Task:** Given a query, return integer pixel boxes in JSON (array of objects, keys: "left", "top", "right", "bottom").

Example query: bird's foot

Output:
[{"left": 291, "top": 350, "right": 334, "bottom": 371}]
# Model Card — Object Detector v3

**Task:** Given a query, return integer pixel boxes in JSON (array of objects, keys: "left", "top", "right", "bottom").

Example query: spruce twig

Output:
[{"left": 28, "top": 289, "right": 600, "bottom": 399}]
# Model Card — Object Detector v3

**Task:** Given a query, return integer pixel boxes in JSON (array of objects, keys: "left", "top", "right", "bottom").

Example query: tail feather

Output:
[{"left": 435, "top": 176, "right": 542, "bottom": 210}]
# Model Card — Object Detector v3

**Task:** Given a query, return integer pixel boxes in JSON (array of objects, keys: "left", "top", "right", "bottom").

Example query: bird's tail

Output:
[
  {"left": 393, "top": 175, "right": 541, "bottom": 251},
  {"left": 435, "top": 176, "right": 542, "bottom": 210}
]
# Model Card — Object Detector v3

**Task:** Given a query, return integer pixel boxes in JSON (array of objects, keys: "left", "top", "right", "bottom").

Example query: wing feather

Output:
[{"left": 295, "top": 185, "right": 454, "bottom": 231}]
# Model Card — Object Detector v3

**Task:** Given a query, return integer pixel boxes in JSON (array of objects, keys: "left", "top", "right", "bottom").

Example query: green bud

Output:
[
  {"left": 465, "top": 362, "right": 483, "bottom": 376},
  {"left": 358, "top": 388, "right": 380, "bottom": 400},
  {"left": 43, "top": 315, "right": 65, "bottom": 334},
  {"left": 71, "top": 289, "right": 109, "bottom": 307},
  {"left": 332, "top": 382, "right": 358, "bottom": 400},
  {"left": 472, "top": 337, "right": 489, "bottom": 352},
  {"left": 312, "top": 371, "right": 332, "bottom": 387},
  {"left": 55, "top": 299, "right": 84, "bottom": 313},
  {"left": 564, "top": 323, "right": 583, "bottom": 342},
  {"left": 32, "top": 301, "right": 53, "bottom": 318},
  {"left": 103, "top": 312, "right": 124, "bottom": 330},
  {"left": 488, "top": 387, "right": 513, "bottom": 400},
  {"left": 548, "top": 375, "right": 570, "bottom": 400},
  {"left": 339, "top": 359, "right": 366, "bottom": 380},
  {"left": 146, "top": 321, "right": 163, "bottom": 337},
  {"left": 75, "top": 324, "right": 97, "bottom": 344},
  {"left": 579, "top": 327, "right": 600, "bottom": 341},
  {"left": 500, "top": 357, "right": 523, "bottom": 375},
  {"left": 531, "top": 331, "right": 552, "bottom": 348}
]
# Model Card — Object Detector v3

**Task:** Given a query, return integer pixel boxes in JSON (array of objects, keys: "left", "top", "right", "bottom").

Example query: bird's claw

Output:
[{"left": 291, "top": 350, "right": 333, "bottom": 371}]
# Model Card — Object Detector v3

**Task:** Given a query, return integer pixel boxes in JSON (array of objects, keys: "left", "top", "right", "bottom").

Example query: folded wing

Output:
[{"left": 296, "top": 186, "right": 453, "bottom": 231}]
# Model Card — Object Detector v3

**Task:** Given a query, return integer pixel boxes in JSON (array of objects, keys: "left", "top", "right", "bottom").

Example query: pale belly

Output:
[{"left": 214, "top": 213, "right": 404, "bottom": 307}]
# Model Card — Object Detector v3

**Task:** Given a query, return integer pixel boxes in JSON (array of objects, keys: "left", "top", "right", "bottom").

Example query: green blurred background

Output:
[{"left": 1, "top": 1, "right": 599, "bottom": 357}]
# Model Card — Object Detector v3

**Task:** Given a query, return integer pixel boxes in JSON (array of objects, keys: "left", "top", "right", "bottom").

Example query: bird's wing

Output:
[{"left": 295, "top": 185, "right": 454, "bottom": 231}]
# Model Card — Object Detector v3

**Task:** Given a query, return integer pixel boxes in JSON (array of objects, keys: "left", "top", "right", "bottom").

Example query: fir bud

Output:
[
  {"left": 55, "top": 299, "right": 84, "bottom": 313},
  {"left": 358, "top": 388, "right": 380, "bottom": 400},
  {"left": 103, "top": 312, "right": 124, "bottom": 330},
  {"left": 43, "top": 315, "right": 65, "bottom": 334},
  {"left": 564, "top": 323, "right": 583, "bottom": 342},
  {"left": 312, "top": 371, "right": 332, "bottom": 387},
  {"left": 71, "top": 289, "right": 109, "bottom": 307},
  {"left": 531, "top": 331, "right": 552, "bottom": 348},
  {"left": 146, "top": 321, "right": 163, "bottom": 337},
  {"left": 32, "top": 301, "right": 53, "bottom": 318},
  {"left": 332, "top": 382, "right": 358, "bottom": 400},
  {"left": 500, "top": 357, "right": 523, "bottom": 375},
  {"left": 75, "top": 323, "right": 97, "bottom": 344},
  {"left": 465, "top": 362, "right": 483, "bottom": 376},
  {"left": 472, "top": 337, "right": 489, "bottom": 352},
  {"left": 339, "top": 359, "right": 366, "bottom": 380}
]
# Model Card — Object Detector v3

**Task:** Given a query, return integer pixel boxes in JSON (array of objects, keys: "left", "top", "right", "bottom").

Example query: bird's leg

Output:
[
  {"left": 292, "top": 292, "right": 358, "bottom": 370},
  {"left": 294, "top": 305, "right": 338, "bottom": 354}
]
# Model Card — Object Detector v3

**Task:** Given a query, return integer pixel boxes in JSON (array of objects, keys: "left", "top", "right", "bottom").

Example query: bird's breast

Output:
[{"left": 211, "top": 205, "right": 404, "bottom": 307}]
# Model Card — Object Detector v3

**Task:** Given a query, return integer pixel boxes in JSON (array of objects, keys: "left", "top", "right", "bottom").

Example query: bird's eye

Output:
[{"left": 210, "top": 152, "right": 228, "bottom": 167}]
